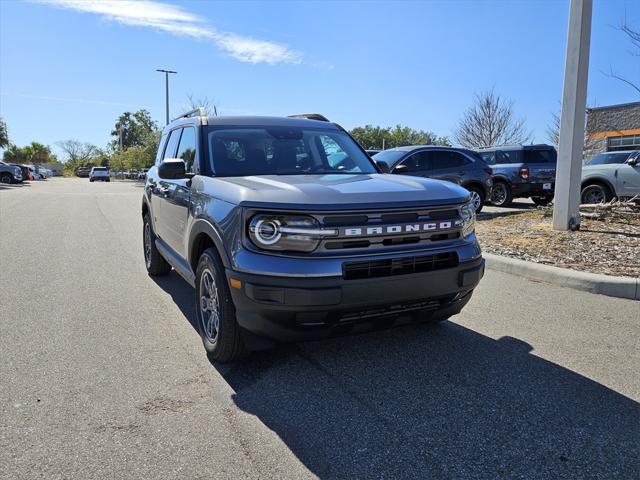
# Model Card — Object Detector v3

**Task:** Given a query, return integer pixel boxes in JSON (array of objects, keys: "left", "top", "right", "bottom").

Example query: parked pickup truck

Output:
[{"left": 142, "top": 110, "right": 484, "bottom": 362}]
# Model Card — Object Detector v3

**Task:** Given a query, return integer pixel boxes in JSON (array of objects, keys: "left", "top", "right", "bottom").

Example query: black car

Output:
[
  {"left": 372, "top": 146, "right": 493, "bottom": 212},
  {"left": 142, "top": 110, "right": 484, "bottom": 362},
  {"left": 476, "top": 144, "right": 557, "bottom": 207}
]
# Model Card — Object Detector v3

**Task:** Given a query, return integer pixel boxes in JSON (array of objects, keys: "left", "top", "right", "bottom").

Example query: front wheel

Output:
[
  {"left": 489, "top": 181, "right": 513, "bottom": 207},
  {"left": 581, "top": 184, "right": 611, "bottom": 204},
  {"left": 0, "top": 173, "right": 13, "bottom": 184},
  {"left": 195, "top": 248, "right": 247, "bottom": 363},
  {"left": 466, "top": 186, "right": 485, "bottom": 213}
]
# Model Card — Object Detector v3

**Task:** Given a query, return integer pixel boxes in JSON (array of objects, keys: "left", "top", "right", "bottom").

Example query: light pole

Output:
[
  {"left": 552, "top": 0, "right": 592, "bottom": 231},
  {"left": 156, "top": 69, "right": 177, "bottom": 125}
]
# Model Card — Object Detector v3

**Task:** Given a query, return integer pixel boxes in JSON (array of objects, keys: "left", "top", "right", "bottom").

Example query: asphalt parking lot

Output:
[{"left": 1, "top": 179, "right": 638, "bottom": 479}]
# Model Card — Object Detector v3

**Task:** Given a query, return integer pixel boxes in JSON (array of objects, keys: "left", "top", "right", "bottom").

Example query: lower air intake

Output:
[{"left": 342, "top": 252, "right": 458, "bottom": 280}]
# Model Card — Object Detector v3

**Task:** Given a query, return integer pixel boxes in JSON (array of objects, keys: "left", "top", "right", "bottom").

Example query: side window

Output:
[
  {"left": 496, "top": 150, "right": 519, "bottom": 164},
  {"left": 431, "top": 151, "right": 469, "bottom": 169},
  {"left": 398, "top": 152, "right": 430, "bottom": 172},
  {"left": 176, "top": 127, "right": 197, "bottom": 172},
  {"left": 479, "top": 152, "right": 495, "bottom": 165},
  {"left": 163, "top": 129, "right": 182, "bottom": 160},
  {"left": 155, "top": 134, "right": 168, "bottom": 165}
]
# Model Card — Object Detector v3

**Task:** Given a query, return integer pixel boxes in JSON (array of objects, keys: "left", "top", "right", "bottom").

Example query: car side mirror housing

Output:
[
  {"left": 627, "top": 157, "right": 638, "bottom": 167},
  {"left": 375, "top": 160, "right": 391, "bottom": 173},
  {"left": 393, "top": 164, "right": 409, "bottom": 174},
  {"left": 158, "top": 159, "right": 186, "bottom": 179}
]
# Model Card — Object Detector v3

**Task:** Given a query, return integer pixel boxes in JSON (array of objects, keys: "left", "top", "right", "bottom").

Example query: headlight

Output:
[
  {"left": 248, "top": 214, "right": 337, "bottom": 252},
  {"left": 459, "top": 201, "right": 476, "bottom": 238}
]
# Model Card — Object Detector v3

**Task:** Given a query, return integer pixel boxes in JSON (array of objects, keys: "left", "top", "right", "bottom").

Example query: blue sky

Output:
[{"left": 1, "top": 0, "right": 639, "bottom": 158}]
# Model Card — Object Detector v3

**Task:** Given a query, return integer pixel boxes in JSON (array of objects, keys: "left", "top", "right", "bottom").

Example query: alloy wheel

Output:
[
  {"left": 199, "top": 268, "right": 220, "bottom": 342},
  {"left": 144, "top": 222, "right": 152, "bottom": 268},
  {"left": 469, "top": 190, "right": 482, "bottom": 212},
  {"left": 491, "top": 183, "right": 507, "bottom": 205}
]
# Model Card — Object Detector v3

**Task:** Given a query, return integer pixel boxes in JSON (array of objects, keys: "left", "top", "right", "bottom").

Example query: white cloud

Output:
[{"left": 35, "top": 0, "right": 302, "bottom": 65}]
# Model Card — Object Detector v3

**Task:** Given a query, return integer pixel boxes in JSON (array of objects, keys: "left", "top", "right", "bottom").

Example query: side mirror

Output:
[
  {"left": 393, "top": 164, "right": 409, "bottom": 174},
  {"left": 375, "top": 160, "right": 390, "bottom": 173},
  {"left": 158, "top": 159, "right": 186, "bottom": 179},
  {"left": 627, "top": 157, "right": 638, "bottom": 167}
]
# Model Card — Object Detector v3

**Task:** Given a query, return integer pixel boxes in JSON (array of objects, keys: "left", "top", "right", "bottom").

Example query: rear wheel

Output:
[
  {"left": 143, "top": 213, "right": 171, "bottom": 276},
  {"left": 489, "top": 181, "right": 513, "bottom": 207},
  {"left": 581, "top": 184, "right": 612, "bottom": 204},
  {"left": 1, "top": 173, "right": 13, "bottom": 184},
  {"left": 195, "top": 248, "right": 247, "bottom": 363},
  {"left": 466, "top": 186, "right": 485, "bottom": 213}
]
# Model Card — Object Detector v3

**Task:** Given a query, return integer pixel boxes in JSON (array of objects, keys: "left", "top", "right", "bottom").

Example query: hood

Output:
[{"left": 196, "top": 174, "right": 470, "bottom": 210}]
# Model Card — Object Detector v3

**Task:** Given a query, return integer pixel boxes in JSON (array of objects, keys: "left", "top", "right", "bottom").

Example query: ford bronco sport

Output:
[{"left": 142, "top": 110, "right": 484, "bottom": 362}]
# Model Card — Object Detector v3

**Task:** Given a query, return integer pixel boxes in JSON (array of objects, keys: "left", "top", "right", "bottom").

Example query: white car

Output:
[
  {"left": 581, "top": 150, "right": 640, "bottom": 203},
  {"left": 89, "top": 167, "right": 110, "bottom": 182}
]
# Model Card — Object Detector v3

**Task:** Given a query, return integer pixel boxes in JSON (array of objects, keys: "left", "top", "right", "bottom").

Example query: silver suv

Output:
[{"left": 581, "top": 150, "right": 640, "bottom": 203}]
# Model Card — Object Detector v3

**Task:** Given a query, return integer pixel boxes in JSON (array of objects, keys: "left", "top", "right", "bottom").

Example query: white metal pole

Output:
[{"left": 553, "top": 0, "right": 592, "bottom": 231}]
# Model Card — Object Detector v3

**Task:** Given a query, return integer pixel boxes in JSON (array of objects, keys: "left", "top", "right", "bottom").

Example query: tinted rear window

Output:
[{"left": 523, "top": 149, "right": 557, "bottom": 163}]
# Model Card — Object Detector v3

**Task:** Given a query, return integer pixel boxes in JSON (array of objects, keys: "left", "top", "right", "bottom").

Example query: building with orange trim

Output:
[{"left": 586, "top": 101, "right": 640, "bottom": 157}]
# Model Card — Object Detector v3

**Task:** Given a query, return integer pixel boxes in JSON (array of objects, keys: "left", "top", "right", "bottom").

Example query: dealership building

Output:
[{"left": 586, "top": 101, "right": 640, "bottom": 156}]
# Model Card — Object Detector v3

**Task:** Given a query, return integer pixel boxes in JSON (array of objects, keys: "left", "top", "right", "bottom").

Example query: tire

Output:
[
  {"left": 143, "top": 213, "right": 171, "bottom": 276},
  {"left": 489, "top": 181, "right": 513, "bottom": 207},
  {"left": 581, "top": 184, "right": 612, "bottom": 204},
  {"left": 89, "top": 179, "right": 94, "bottom": 182},
  {"left": 531, "top": 196, "right": 553, "bottom": 206},
  {"left": 0, "top": 173, "right": 13, "bottom": 184},
  {"left": 195, "top": 248, "right": 247, "bottom": 363},
  {"left": 466, "top": 186, "right": 485, "bottom": 213}
]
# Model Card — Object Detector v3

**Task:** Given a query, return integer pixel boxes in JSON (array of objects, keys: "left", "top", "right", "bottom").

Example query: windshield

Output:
[
  {"left": 371, "top": 150, "right": 407, "bottom": 165},
  {"left": 586, "top": 151, "right": 634, "bottom": 165},
  {"left": 206, "top": 126, "right": 377, "bottom": 176}
]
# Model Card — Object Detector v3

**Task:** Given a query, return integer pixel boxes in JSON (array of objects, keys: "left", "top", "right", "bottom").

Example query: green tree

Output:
[
  {"left": 3, "top": 142, "right": 56, "bottom": 164},
  {"left": 111, "top": 109, "right": 159, "bottom": 150},
  {"left": 0, "top": 117, "right": 8, "bottom": 149},
  {"left": 349, "top": 125, "right": 450, "bottom": 150}
]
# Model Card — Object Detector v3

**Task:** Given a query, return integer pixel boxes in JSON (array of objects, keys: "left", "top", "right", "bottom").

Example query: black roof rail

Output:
[
  {"left": 288, "top": 113, "right": 330, "bottom": 122},
  {"left": 172, "top": 107, "right": 206, "bottom": 122}
]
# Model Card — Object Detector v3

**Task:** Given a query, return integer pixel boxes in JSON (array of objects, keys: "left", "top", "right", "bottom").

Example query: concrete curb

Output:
[{"left": 483, "top": 253, "right": 640, "bottom": 301}]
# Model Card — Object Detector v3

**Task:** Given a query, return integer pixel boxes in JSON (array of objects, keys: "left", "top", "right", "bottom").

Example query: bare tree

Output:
[
  {"left": 546, "top": 108, "right": 600, "bottom": 161},
  {"left": 57, "top": 140, "right": 98, "bottom": 165},
  {"left": 604, "top": 18, "right": 640, "bottom": 96},
  {"left": 186, "top": 94, "right": 218, "bottom": 116},
  {"left": 454, "top": 89, "right": 532, "bottom": 148}
]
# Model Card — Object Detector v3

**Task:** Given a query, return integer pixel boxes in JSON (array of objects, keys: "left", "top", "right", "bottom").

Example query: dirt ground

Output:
[{"left": 476, "top": 208, "right": 640, "bottom": 278}]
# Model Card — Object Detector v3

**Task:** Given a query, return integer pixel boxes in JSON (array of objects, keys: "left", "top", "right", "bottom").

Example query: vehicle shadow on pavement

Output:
[{"left": 152, "top": 273, "right": 639, "bottom": 479}]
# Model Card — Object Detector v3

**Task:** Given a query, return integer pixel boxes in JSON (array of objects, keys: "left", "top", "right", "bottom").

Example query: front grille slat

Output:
[{"left": 343, "top": 252, "right": 458, "bottom": 280}]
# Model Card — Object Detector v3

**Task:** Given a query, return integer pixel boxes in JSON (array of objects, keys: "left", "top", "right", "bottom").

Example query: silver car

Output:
[{"left": 581, "top": 150, "right": 640, "bottom": 203}]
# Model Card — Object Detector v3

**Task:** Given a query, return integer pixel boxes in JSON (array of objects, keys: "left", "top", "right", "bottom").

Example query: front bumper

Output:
[{"left": 227, "top": 256, "right": 484, "bottom": 346}]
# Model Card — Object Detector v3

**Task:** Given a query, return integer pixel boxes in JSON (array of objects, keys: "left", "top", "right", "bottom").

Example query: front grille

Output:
[
  {"left": 342, "top": 252, "right": 458, "bottom": 280},
  {"left": 316, "top": 206, "right": 463, "bottom": 254}
]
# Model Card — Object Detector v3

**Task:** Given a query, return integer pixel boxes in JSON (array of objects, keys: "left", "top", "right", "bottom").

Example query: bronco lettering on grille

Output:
[{"left": 342, "top": 221, "right": 457, "bottom": 237}]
